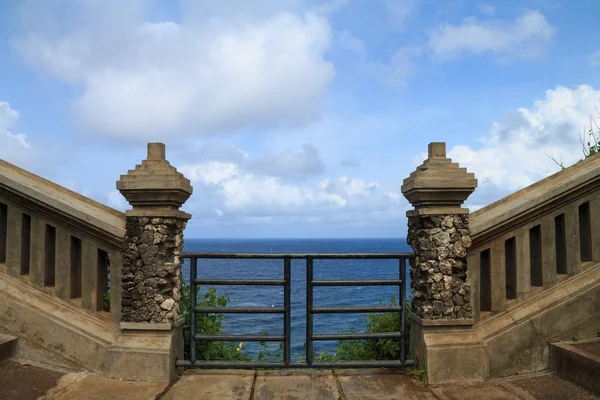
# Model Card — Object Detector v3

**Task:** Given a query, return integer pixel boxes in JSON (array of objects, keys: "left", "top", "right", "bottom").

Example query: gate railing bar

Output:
[
  {"left": 313, "top": 332, "right": 401, "bottom": 341},
  {"left": 176, "top": 360, "right": 412, "bottom": 369},
  {"left": 312, "top": 279, "right": 403, "bottom": 286},
  {"left": 195, "top": 334, "right": 285, "bottom": 342},
  {"left": 312, "top": 306, "right": 402, "bottom": 314},
  {"left": 183, "top": 252, "right": 409, "bottom": 259},
  {"left": 195, "top": 306, "right": 284, "bottom": 314},
  {"left": 195, "top": 279, "right": 285, "bottom": 286}
]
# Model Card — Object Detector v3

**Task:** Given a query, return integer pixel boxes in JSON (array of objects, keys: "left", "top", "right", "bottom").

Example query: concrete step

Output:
[{"left": 0, "top": 333, "right": 18, "bottom": 361}]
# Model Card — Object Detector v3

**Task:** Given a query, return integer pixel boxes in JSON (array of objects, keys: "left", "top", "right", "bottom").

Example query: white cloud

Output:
[
  {"left": 447, "top": 85, "right": 600, "bottom": 206},
  {"left": 336, "top": 31, "right": 367, "bottom": 58},
  {"left": 590, "top": 49, "right": 600, "bottom": 68},
  {"left": 0, "top": 102, "right": 34, "bottom": 167},
  {"left": 247, "top": 144, "right": 325, "bottom": 180},
  {"left": 384, "top": 0, "right": 420, "bottom": 27},
  {"left": 428, "top": 10, "right": 554, "bottom": 61},
  {"left": 13, "top": 1, "right": 336, "bottom": 141},
  {"left": 179, "top": 160, "right": 403, "bottom": 223},
  {"left": 477, "top": 4, "right": 496, "bottom": 16},
  {"left": 367, "top": 46, "right": 422, "bottom": 87},
  {"left": 182, "top": 142, "right": 326, "bottom": 180}
]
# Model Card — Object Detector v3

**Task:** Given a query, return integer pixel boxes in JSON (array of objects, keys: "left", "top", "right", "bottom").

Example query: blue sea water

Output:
[{"left": 182, "top": 238, "right": 411, "bottom": 360}]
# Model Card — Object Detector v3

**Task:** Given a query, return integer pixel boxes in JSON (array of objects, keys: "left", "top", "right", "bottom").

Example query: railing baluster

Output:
[
  {"left": 306, "top": 257, "right": 313, "bottom": 367},
  {"left": 566, "top": 206, "right": 582, "bottom": 275},
  {"left": 284, "top": 257, "right": 291, "bottom": 366},
  {"left": 6, "top": 205, "right": 22, "bottom": 277},
  {"left": 190, "top": 257, "right": 198, "bottom": 365},
  {"left": 0, "top": 202, "right": 7, "bottom": 264},
  {"left": 82, "top": 241, "right": 97, "bottom": 311},
  {"left": 109, "top": 250, "right": 123, "bottom": 325},
  {"left": 30, "top": 217, "right": 46, "bottom": 287}
]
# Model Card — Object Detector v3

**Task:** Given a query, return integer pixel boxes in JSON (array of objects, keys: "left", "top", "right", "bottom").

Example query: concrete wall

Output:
[
  {"left": 476, "top": 258, "right": 600, "bottom": 377},
  {"left": 0, "top": 155, "right": 180, "bottom": 382},
  {"left": 465, "top": 154, "right": 600, "bottom": 378},
  {"left": 0, "top": 160, "right": 125, "bottom": 324}
]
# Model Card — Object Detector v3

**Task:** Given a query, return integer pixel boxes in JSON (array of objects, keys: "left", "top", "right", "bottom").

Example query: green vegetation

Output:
[
  {"left": 407, "top": 366, "right": 427, "bottom": 385},
  {"left": 548, "top": 104, "right": 600, "bottom": 169},
  {"left": 180, "top": 285, "right": 252, "bottom": 362},
  {"left": 296, "top": 296, "right": 411, "bottom": 363},
  {"left": 180, "top": 283, "right": 412, "bottom": 364}
]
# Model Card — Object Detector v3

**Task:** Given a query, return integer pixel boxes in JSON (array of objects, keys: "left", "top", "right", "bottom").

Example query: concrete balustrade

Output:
[
  {"left": 467, "top": 153, "right": 600, "bottom": 378},
  {"left": 0, "top": 160, "right": 125, "bottom": 325},
  {"left": 0, "top": 200, "right": 121, "bottom": 319},
  {"left": 470, "top": 155, "right": 600, "bottom": 322},
  {"left": 403, "top": 144, "right": 600, "bottom": 383}
]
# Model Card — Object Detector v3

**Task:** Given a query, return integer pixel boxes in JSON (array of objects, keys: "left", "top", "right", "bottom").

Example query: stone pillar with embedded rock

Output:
[
  {"left": 104, "top": 142, "right": 193, "bottom": 382},
  {"left": 402, "top": 142, "right": 488, "bottom": 384}
]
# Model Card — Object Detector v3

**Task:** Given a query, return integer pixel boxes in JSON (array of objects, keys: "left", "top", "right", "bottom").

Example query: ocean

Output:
[{"left": 182, "top": 238, "right": 411, "bottom": 360}]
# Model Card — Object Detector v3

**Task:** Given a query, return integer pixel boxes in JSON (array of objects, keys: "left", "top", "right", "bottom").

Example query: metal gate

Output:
[{"left": 176, "top": 252, "right": 410, "bottom": 369}]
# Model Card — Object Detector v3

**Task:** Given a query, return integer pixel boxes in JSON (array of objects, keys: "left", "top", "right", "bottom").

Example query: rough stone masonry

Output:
[
  {"left": 407, "top": 213, "right": 473, "bottom": 320},
  {"left": 121, "top": 216, "right": 186, "bottom": 324}
]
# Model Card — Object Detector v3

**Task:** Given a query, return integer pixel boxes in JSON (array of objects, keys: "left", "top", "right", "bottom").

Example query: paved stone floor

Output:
[{"left": 2, "top": 360, "right": 600, "bottom": 400}]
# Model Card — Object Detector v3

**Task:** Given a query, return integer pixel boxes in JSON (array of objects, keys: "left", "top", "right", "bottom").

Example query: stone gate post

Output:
[
  {"left": 402, "top": 142, "right": 488, "bottom": 383},
  {"left": 106, "top": 142, "right": 192, "bottom": 381}
]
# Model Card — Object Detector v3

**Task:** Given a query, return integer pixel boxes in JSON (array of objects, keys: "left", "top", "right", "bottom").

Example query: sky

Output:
[{"left": 1, "top": 0, "right": 600, "bottom": 238}]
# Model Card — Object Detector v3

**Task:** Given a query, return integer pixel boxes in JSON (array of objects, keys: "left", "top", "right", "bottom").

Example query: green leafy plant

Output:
[
  {"left": 178, "top": 282, "right": 414, "bottom": 366},
  {"left": 407, "top": 366, "right": 427, "bottom": 385},
  {"left": 295, "top": 296, "right": 412, "bottom": 363},
  {"left": 548, "top": 102, "right": 600, "bottom": 169},
  {"left": 103, "top": 254, "right": 111, "bottom": 312},
  {"left": 257, "top": 330, "right": 284, "bottom": 363},
  {"left": 103, "top": 292, "right": 111, "bottom": 312},
  {"left": 180, "top": 284, "right": 252, "bottom": 362}
]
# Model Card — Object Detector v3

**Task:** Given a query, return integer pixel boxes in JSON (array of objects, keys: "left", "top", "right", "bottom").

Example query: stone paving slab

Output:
[
  {"left": 505, "top": 372, "right": 600, "bottom": 400},
  {"left": 429, "top": 382, "right": 525, "bottom": 400},
  {"left": 253, "top": 370, "right": 341, "bottom": 400},
  {"left": 162, "top": 370, "right": 255, "bottom": 400},
  {"left": 40, "top": 373, "right": 167, "bottom": 400},
  {"left": 0, "top": 360, "right": 66, "bottom": 400},
  {"left": 336, "top": 369, "right": 436, "bottom": 400}
]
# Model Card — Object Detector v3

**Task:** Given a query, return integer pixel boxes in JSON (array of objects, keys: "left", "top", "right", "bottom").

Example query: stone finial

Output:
[
  {"left": 147, "top": 142, "right": 166, "bottom": 161},
  {"left": 117, "top": 143, "right": 193, "bottom": 217},
  {"left": 401, "top": 142, "right": 477, "bottom": 213},
  {"left": 428, "top": 142, "right": 446, "bottom": 158}
]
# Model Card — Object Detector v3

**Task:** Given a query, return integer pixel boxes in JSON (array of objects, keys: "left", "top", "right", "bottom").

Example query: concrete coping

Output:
[
  {"left": 411, "top": 313, "right": 474, "bottom": 327},
  {"left": 470, "top": 152, "right": 600, "bottom": 240},
  {"left": 406, "top": 207, "right": 470, "bottom": 217},
  {"left": 120, "top": 318, "right": 185, "bottom": 331},
  {"left": 125, "top": 209, "right": 192, "bottom": 219}
]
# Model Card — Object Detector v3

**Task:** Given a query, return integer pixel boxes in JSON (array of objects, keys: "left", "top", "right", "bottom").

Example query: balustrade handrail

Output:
[
  {"left": 0, "top": 160, "right": 125, "bottom": 246},
  {"left": 0, "top": 159, "right": 125, "bottom": 325},
  {"left": 468, "top": 152, "right": 600, "bottom": 321},
  {"left": 470, "top": 152, "right": 600, "bottom": 246}
]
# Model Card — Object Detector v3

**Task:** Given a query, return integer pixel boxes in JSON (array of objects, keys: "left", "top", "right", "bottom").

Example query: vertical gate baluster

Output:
[
  {"left": 400, "top": 256, "right": 407, "bottom": 365},
  {"left": 190, "top": 257, "right": 198, "bottom": 365},
  {"left": 306, "top": 257, "right": 314, "bottom": 367},
  {"left": 284, "top": 257, "right": 291, "bottom": 366}
]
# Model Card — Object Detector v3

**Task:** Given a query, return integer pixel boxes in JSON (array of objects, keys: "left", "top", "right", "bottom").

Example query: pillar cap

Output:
[
  {"left": 117, "top": 143, "right": 193, "bottom": 211},
  {"left": 401, "top": 142, "right": 477, "bottom": 211}
]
